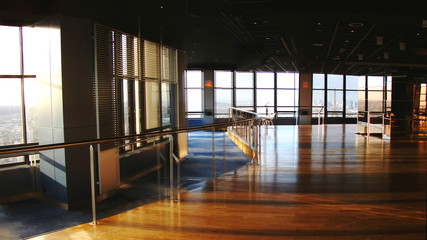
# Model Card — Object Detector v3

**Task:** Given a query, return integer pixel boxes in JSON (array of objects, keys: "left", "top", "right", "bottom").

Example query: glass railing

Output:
[
  {"left": 0, "top": 116, "right": 261, "bottom": 225},
  {"left": 357, "top": 111, "right": 391, "bottom": 139}
]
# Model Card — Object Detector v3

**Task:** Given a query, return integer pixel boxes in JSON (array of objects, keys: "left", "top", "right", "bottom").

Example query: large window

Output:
[
  {"left": 312, "top": 73, "right": 325, "bottom": 117},
  {"left": 358, "top": 76, "right": 366, "bottom": 112},
  {"left": 144, "top": 41, "right": 161, "bottom": 129},
  {"left": 276, "top": 72, "right": 299, "bottom": 117},
  {"left": 327, "top": 74, "right": 344, "bottom": 117},
  {"left": 186, "top": 70, "right": 203, "bottom": 118},
  {"left": 386, "top": 76, "right": 392, "bottom": 112},
  {"left": 0, "top": 25, "right": 39, "bottom": 165},
  {"left": 345, "top": 75, "right": 363, "bottom": 118},
  {"left": 235, "top": 71, "right": 254, "bottom": 111},
  {"left": 256, "top": 72, "right": 275, "bottom": 115},
  {"left": 367, "top": 76, "right": 384, "bottom": 112},
  {"left": 214, "top": 71, "right": 233, "bottom": 118}
]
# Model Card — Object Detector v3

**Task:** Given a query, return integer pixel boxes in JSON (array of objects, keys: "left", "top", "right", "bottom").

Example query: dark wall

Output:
[{"left": 0, "top": 166, "right": 40, "bottom": 199}]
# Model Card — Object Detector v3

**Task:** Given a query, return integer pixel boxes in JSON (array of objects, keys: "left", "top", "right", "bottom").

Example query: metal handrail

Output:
[
  {"left": 1, "top": 117, "right": 259, "bottom": 225},
  {"left": 0, "top": 119, "right": 256, "bottom": 157},
  {"left": 357, "top": 111, "right": 391, "bottom": 139}
]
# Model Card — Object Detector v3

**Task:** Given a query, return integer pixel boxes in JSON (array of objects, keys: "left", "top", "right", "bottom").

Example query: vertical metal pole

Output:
[
  {"left": 258, "top": 124, "right": 261, "bottom": 164},
  {"left": 253, "top": 124, "right": 259, "bottom": 164},
  {"left": 177, "top": 158, "right": 181, "bottom": 201},
  {"left": 89, "top": 145, "right": 98, "bottom": 225},
  {"left": 382, "top": 113, "right": 385, "bottom": 136},
  {"left": 356, "top": 111, "right": 359, "bottom": 133},
  {"left": 212, "top": 127, "right": 216, "bottom": 179},
  {"left": 367, "top": 111, "right": 371, "bottom": 138},
  {"left": 169, "top": 136, "right": 174, "bottom": 201}
]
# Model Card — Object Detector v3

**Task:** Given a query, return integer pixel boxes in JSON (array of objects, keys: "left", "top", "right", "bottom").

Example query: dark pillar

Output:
[{"left": 391, "top": 76, "right": 415, "bottom": 135}]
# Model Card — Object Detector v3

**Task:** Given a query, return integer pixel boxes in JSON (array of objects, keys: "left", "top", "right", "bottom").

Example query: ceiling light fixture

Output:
[
  {"left": 376, "top": 36, "right": 384, "bottom": 45},
  {"left": 384, "top": 52, "right": 390, "bottom": 59},
  {"left": 312, "top": 43, "right": 324, "bottom": 47},
  {"left": 349, "top": 22, "right": 364, "bottom": 28}
]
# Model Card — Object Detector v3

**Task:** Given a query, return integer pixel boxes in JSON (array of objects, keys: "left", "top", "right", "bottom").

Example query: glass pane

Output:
[
  {"left": 145, "top": 81, "right": 160, "bottom": 129},
  {"left": 277, "top": 107, "right": 297, "bottom": 118},
  {"left": 358, "top": 76, "right": 366, "bottom": 90},
  {"left": 256, "top": 72, "right": 274, "bottom": 88},
  {"left": 162, "top": 82, "right": 171, "bottom": 126},
  {"left": 135, "top": 81, "right": 141, "bottom": 134},
  {"left": 277, "top": 90, "right": 295, "bottom": 107},
  {"left": 235, "top": 72, "right": 253, "bottom": 88},
  {"left": 235, "top": 89, "right": 253, "bottom": 107},
  {"left": 386, "top": 91, "right": 392, "bottom": 110},
  {"left": 386, "top": 76, "right": 392, "bottom": 92},
  {"left": 368, "top": 91, "right": 383, "bottom": 112},
  {"left": 187, "top": 89, "right": 202, "bottom": 112},
  {"left": 123, "top": 80, "right": 130, "bottom": 135},
  {"left": 257, "top": 107, "right": 274, "bottom": 115},
  {"left": 215, "top": 89, "right": 232, "bottom": 114},
  {"left": 0, "top": 26, "right": 21, "bottom": 75},
  {"left": 313, "top": 73, "right": 325, "bottom": 89},
  {"left": 24, "top": 78, "right": 39, "bottom": 143},
  {"left": 0, "top": 79, "right": 23, "bottom": 146},
  {"left": 327, "top": 90, "right": 343, "bottom": 111},
  {"left": 327, "top": 74, "right": 343, "bottom": 90},
  {"left": 215, "top": 71, "right": 232, "bottom": 88},
  {"left": 346, "top": 75, "right": 359, "bottom": 90},
  {"left": 368, "top": 76, "right": 384, "bottom": 91},
  {"left": 312, "top": 90, "right": 324, "bottom": 107},
  {"left": 358, "top": 90, "right": 366, "bottom": 111},
  {"left": 420, "top": 83, "right": 426, "bottom": 95},
  {"left": 277, "top": 72, "right": 296, "bottom": 88},
  {"left": 256, "top": 89, "right": 274, "bottom": 107},
  {"left": 186, "top": 70, "right": 202, "bottom": 88},
  {"left": 346, "top": 91, "right": 358, "bottom": 118},
  {"left": 328, "top": 112, "right": 343, "bottom": 117},
  {"left": 312, "top": 90, "right": 324, "bottom": 117}
]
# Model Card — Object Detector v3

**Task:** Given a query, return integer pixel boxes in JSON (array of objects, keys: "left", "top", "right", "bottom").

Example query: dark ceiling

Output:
[{"left": 1, "top": 0, "right": 427, "bottom": 76}]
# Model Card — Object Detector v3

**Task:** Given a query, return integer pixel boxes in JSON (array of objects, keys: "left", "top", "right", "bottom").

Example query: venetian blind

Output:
[{"left": 94, "top": 24, "right": 119, "bottom": 150}]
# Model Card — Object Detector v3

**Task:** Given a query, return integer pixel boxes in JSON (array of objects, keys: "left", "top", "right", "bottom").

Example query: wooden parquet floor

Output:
[{"left": 29, "top": 125, "right": 427, "bottom": 239}]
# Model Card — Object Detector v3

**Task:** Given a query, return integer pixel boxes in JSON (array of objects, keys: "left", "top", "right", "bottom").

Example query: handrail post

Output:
[
  {"left": 89, "top": 145, "right": 98, "bottom": 225},
  {"left": 169, "top": 136, "right": 174, "bottom": 201},
  {"left": 257, "top": 125, "right": 261, "bottom": 165},
  {"left": 367, "top": 111, "right": 371, "bottom": 138},
  {"left": 177, "top": 155, "right": 181, "bottom": 201},
  {"left": 212, "top": 127, "right": 216, "bottom": 179}
]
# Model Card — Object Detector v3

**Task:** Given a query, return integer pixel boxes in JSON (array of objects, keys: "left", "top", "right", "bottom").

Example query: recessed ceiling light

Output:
[
  {"left": 376, "top": 36, "right": 384, "bottom": 45},
  {"left": 312, "top": 43, "right": 324, "bottom": 47},
  {"left": 349, "top": 22, "right": 364, "bottom": 28}
]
